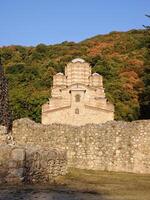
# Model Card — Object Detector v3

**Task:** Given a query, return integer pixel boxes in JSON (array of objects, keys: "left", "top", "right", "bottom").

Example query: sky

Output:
[{"left": 0, "top": 0, "right": 150, "bottom": 46}]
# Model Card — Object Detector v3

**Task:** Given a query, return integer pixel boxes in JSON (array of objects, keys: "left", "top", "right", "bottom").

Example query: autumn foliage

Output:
[{"left": 0, "top": 29, "right": 149, "bottom": 122}]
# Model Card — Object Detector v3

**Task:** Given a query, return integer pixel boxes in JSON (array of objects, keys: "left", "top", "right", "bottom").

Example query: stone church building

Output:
[{"left": 42, "top": 58, "right": 114, "bottom": 126}]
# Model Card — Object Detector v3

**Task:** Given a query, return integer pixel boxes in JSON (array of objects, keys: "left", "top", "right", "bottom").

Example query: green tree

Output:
[
  {"left": 139, "top": 15, "right": 150, "bottom": 119},
  {"left": 0, "top": 59, "right": 12, "bottom": 132}
]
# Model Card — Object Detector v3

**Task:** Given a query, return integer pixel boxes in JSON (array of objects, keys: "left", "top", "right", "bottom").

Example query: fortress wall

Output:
[{"left": 12, "top": 118, "right": 150, "bottom": 174}]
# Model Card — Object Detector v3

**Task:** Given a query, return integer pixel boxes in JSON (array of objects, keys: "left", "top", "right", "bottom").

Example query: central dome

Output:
[
  {"left": 71, "top": 58, "right": 85, "bottom": 63},
  {"left": 65, "top": 58, "right": 91, "bottom": 86}
]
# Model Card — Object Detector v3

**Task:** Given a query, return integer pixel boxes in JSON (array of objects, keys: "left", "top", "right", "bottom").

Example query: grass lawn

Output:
[{"left": 56, "top": 168, "right": 150, "bottom": 200}]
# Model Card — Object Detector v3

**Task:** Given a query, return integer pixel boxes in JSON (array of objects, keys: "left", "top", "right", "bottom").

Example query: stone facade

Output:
[
  {"left": 42, "top": 58, "right": 114, "bottom": 126},
  {"left": 11, "top": 118, "right": 150, "bottom": 174}
]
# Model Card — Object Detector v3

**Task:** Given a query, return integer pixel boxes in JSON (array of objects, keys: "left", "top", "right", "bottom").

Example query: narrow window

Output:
[
  {"left": 75, "top": 94, "right": 80, "bottom": 102},
  {"left": 75, "top": 108, "right": 79, "bottom": 114}
]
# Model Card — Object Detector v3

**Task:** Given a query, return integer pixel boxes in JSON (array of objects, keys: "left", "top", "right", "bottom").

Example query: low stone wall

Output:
[
  {"left": 11, "top": 118, "right": 150, "bottom": 174},
  {"left": 0, "top": 126, "right": 67, "bottom": 184}
]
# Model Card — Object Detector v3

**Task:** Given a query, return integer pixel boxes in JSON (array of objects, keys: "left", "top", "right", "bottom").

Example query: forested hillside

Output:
[{"left": 0, "top": 29, "right": 150, "bottom": 122}]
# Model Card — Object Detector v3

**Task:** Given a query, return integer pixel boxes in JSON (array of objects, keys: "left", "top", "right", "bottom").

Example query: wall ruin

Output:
[{"left": 11, "top": 118, "right": 150, "bottom": 174}]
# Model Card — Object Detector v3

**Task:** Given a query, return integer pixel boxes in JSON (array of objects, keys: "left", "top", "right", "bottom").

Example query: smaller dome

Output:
[
  {"left": 72, "top": 58, "right": 85, "bottom": 63},
  {"left": 92, "top": 73, "right": 100, "bottom": 76},
  {"left": 56, "top": 72, "right": 64, "bottom": 76}
]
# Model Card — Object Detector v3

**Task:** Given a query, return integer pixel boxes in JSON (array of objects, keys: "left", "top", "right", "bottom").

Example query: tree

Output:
[
  {"left": 143, "top": 15, "right": 150, "bottom": 29},
  {"left": 0, "top": 58, "right": 12, "bottom": 132},
  {"left": 140, "top": 15, "right": 150, "bottom": 119}
]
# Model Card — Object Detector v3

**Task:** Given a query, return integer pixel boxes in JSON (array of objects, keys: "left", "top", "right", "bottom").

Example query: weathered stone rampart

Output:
[{"left": 11, "top": 118, "right": 150, "bottom": 174}]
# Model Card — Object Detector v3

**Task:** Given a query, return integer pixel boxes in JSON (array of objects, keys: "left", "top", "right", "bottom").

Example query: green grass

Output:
[{"left": 56, "top": 168, "right": 150, "bottom": 200}]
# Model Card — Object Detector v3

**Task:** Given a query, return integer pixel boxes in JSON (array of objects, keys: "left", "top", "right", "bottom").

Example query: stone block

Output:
[
  {"left": 0, "top": 126, "right": 7, "bottom": 134},
  {"left": 8, "top": 161, "right": 18, "bottom": 168},
  {"left": 11, "top": 148, "right": 25, "bottom": 161},
  {"left": 9, "top": 168, "right": 24, "bottom": 177}
]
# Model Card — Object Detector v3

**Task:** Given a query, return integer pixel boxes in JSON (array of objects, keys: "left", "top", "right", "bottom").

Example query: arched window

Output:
[
  {"left": 75, "top": 108, "right": 79, "bottom": 114},
  {"left": 75, "top": 94, "right": 80, "bottom": 102}
]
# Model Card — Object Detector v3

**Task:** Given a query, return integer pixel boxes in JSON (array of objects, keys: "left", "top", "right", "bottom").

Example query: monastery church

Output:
[{"left": 42, "top": 58, "right": 114, "bottom": 126}]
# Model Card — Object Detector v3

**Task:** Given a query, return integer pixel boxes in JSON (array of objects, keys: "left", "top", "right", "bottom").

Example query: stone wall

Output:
[
  {"left": 0, "top": 125, "right": 67, "bottom": 184},
  {"left": 12, "top": 118, "right": 150, "bottom": 174}
]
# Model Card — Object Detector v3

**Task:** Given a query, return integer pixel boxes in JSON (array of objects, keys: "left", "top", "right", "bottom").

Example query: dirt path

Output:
[{"left": 0, "top": 187, "right": 106, "bottom": 200}]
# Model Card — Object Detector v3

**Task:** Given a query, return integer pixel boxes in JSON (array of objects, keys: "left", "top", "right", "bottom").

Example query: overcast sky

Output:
[{"left": 0, "top": 0, "right": 150, "bottom": 46}]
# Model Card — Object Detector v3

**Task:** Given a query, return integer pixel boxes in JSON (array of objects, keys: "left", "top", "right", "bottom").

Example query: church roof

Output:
[
  {"left": 71, "top": 58, "right": 85, "bottom": 63},
  {"left": 92, "top": 73, "right": 100, "bottom": 76},
  {"left": 55, "top": 72, "right": 64, "bottom": 76}
]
